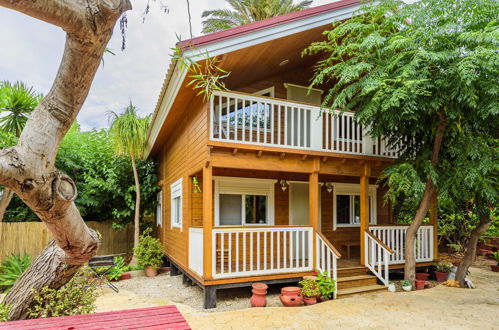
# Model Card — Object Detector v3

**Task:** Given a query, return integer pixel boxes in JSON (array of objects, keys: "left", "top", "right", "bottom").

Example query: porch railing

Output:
[
  {"left": 369, "top": 225, "right": 434, "bottom": 264},
  {"left": 364, "top": 230, "right": 394, "bottom": 286},
  {"left": 210, "top": 91, "right": 400, "bottom": 158},
  {"left": 316, "top": 231, "right": 341, "bottom": 298},
  {"left": 212, "top": 226, "right": 313, "bottom": 279}
]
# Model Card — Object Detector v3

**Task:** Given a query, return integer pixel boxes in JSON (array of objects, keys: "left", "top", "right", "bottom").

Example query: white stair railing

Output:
[
  {"left": 364, "top": 230, "right": 394, "bottom": 286},
  {"left": 316, "top": 232, "right": 341, "bottom": 298}
]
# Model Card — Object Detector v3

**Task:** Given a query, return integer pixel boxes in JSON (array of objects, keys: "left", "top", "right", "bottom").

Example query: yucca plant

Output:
[{"left": 0, "top": 254, "right": 31, "bottom": 293}]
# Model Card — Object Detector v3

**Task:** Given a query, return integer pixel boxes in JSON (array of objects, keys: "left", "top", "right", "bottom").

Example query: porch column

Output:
[
  {"left": 203, "top": 165, "right": 213, "bottom": 280},
  {"left": 429, "top": 192, "right": 438, "bottom": 260},
  {"left": 309, "top": 170, "right": 319, "bottom": 269},
  {"left": 359, "top": 162, "right": 371, "bottom": 266}
]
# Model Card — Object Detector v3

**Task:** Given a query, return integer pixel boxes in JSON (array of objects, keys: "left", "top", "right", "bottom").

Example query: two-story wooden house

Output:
[{"left": 145, "top": 0, "right": 438, "bottom": 308}]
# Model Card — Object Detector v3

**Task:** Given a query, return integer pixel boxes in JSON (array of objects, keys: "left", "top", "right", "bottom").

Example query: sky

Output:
[{"left": 0, "top": 0, "right": 332, "bottom": 131}]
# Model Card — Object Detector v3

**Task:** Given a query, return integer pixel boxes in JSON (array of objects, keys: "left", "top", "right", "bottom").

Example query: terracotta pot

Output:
[
  {"left": 144, "top": 266, "right": 158, "bottom": 277},
  {"left": 477, "top": 248, "right": 493, "bottom": 256},
  {"left": 303, "top": 296, "right": 317, "bottom": 305},
  {"left": 435, "top": 271, "right": 449, "bottom": 282},
  {"left": 119, "top": 273, "right": 131, "bottom": 281},
  {"left": 491, "top": 265, "right": 499, "bottom": 272},
  {"left": 415, "top": 280, "right": 426, "bottom": 290},
  {"left": 415, "top": 273, "right": 430, "bottom": 281},
  {"left": 279, "top": 287, "right": 303, "bottom": 307},
  {"left": 250, "top": 283, "right": 268, "bottom": 307}
]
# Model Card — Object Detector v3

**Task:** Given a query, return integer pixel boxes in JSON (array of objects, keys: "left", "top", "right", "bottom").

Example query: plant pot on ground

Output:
[
  {"left": 250, "top": 283, "right": 268, "bottom": 307},
  {"left": 415, "top": 273, "right": 430, "bottom": 281},
  {"left": 388, "top": 281, "right": 396, "bottom": 292},
  {"left": 133, "top": 228, "right": 164, "bottom": 277},
  {"left": 490, "top": 252, "right": 499, "bottom": 272},
  {"left": 415, "top": 280, "right": 426, "bottom": 290},
  {"left": 299, "top": 278, "right": 320, "bottom": 306},
  {"left": 119, "top": 273, "right": 131, "bottom": 280},
  {"left": 401, "top": 280, "right": 412, "bottom": 292},
  {"left": 433, "top": 262, "right": 452, "bottom": 282}
]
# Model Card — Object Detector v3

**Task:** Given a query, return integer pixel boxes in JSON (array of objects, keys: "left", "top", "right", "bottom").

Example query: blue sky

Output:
[{"left": 0, "top": 0, "right": 332, "bottom": 131}]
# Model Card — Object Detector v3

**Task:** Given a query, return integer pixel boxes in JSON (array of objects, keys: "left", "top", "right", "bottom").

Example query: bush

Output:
[
  {"left": 0, "top": 253, "right": 31, "bottom": 293},
  {"left": 299, "top": 278, "right": 320, "bottom": 298},
  {"left": 133, "top": 228, "right": 163, "bottom": 269},
  {"left": 434, "top": 262, "right": 453, "bottom": 273},
  {"left": 28, "top": 268, "right": 97, "bottom": 319},
  {"left": 316, "top": 272, "right": 336, "bottom": 300},
  {"left": 107, "top": 256, "right": 127, "bottom": 281},
  {"left": 0, "top": 304, "right": 10, "bottom": 322}
]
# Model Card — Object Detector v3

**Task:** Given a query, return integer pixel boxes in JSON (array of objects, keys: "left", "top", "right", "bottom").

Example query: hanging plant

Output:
[{"left": 193, "top": 176, "right": 202, "bottom": 193}]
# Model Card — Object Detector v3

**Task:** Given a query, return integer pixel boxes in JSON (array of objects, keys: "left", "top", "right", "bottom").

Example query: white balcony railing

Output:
[
  {"left": 210, "top": 91, "right": 399, "bottom": 158},
  {"left": 365, "top": 230, "right": 393, "bottom": 286},
  {"left": 212, "top": 226, "right": 313, "bottom": 279},
  {"left": 316, "top": 232, "right": 340, "bottom": 298}
]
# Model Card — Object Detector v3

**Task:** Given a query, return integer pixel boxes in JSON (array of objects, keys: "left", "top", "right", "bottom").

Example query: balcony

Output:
[{"left": 209, "top": 91, "right": 399, "bottom": 158}]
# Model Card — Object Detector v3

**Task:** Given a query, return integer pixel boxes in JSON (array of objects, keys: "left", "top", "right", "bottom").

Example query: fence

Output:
[{"left": 0, "top": 221, "right": 133, "bottom": 261}]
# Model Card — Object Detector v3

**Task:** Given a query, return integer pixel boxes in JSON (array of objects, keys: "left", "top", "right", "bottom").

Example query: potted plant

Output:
[
  {"left": 490, "top": 251, "right": 499, "bottom": 272},
  {"left": 133, "top": 228, "right": 164, "bottom": 277},
  {"left": 388, "top": 281, "right": 396, "bottom": 292},
  {"left": 401, "top": 280, "right": 412, "bottom": 291},
  {"left": 107, "top": 256, "right": 130, "bottom": 281},
  {"left": 316, "top": 271, "right": 336, "bottom": 301},
  {"left": 434, "top": 262, "right": 452, "bottom": 282},
  {"left": 415, "top": 280, "right": 426, "bottom": 290},
  {"left": 415, "top": 272, "right": 430, "bottom": 281},
  {"left": 299, "top": 278, "right": 320, "bottom": 305}
]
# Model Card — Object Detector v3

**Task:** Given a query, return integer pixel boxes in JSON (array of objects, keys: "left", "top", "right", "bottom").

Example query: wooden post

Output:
[
  {"left": 359, "top": 162, "right": 371, "bottom": 266},
  {"left": 429, "top": 192, "right": 439, "bottom": 260},
  {"left": 203, "top": 165, "right": 213, "bottom": 280},
  {"left": 309, "top": 170, "right": 319, "bottom": 269}
]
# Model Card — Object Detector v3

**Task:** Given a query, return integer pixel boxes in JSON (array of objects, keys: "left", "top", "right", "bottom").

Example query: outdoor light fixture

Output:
[
  {"left": 280, "top": 179, "right": 288, "bottom": 191},
  {"left": 325, "top": 182, "right": 333, "bottom": 194}
]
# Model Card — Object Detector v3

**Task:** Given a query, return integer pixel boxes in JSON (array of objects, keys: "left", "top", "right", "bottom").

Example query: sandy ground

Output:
[{"left": 95, "top": 266, "right": 499, "bottom": 329}]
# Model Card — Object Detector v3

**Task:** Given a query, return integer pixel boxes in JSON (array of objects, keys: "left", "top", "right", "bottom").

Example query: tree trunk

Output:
[
  {"left": 404, "top": 111, "right": 446, "bottom": 286},
  {"left": 0, "top": 187, "right": 14, "bottom": 222},
  {"left": 455, "top": 214, "right": 491, "bottom": 287},
  {"left": 0, "top": 0, "right": 131, "bottom": 320},
  {"left": 130, "top": 154, "right": 141, "bottom": 266}
]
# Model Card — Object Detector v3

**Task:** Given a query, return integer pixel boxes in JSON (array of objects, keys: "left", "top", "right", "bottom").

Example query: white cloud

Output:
[{"left": 0, "top": 0, "right": 333, "bottom": 131}]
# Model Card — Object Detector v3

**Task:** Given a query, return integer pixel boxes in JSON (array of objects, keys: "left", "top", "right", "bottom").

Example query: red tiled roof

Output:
[{"left": 180, "top": 0, "right": 359, "bottom": 49}]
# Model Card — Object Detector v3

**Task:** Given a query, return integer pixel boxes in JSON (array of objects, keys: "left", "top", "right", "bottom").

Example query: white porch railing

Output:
[
  {"left": 370, "top": 225, "right": 434, "bottom": 264},
  {"left": 210, "top": 91, "right": 400, "bottom": 158},
  {"left": 212, "top": 226, "right": 313, "bottom": 279},
  {"left": 188, "top": 228, "right": 203, "bottom": 276},
  {"left": 364, "top": 230, "right": 393, "bottom": 286},
  {"left": 316, "top": 232, "right": 340, "bottom": 298}
]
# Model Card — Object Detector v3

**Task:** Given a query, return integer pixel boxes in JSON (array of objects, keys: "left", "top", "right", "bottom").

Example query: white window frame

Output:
[
  {"left": 332, "top": 183, "right": 377, "bottom": 230},
  {"left": 214, "top": 176, "right": 275, "bottom": 227},
  {"left": 254, "top": 86, "right": 275, "bottom": 98},
  {"left": 156, "top": 190, "right": 163, "bottom": 227},
  {"left": 170, "top": 178, "right": 183, "bottom": 230}
]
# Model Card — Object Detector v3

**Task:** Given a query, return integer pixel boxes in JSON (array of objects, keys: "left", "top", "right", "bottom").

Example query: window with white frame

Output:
[
  {"left": 156, "top": 190, "right": 162, "bottom": 227},
  {"left": 332, "top": 183, "right": 377, "bottom": 229},
  {"left": 215, "top": 177, "right": 275, "bottom": 226},
  {"left": 171, "top": 178, "right": 182, "bottom": 229}
]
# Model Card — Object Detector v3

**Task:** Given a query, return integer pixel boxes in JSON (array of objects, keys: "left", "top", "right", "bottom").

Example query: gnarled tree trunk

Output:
[{"left": 0, "top": 0, "right": 131, "bottom": 320}]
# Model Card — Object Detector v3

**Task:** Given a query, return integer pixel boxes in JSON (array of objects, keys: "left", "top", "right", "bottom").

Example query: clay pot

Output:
[
  {"left": 144, "top": 266, "right": 158, "bottom": 277},
  {"left": 279, "top": 287, "right": 303, "bottom": 307},
  {"left": 119, "top": 273, "right": 131, "bottom": 281},
  {"left": 250, "top": 283, "right": 268, "bottom": 307},
  {"left": 415, "top": 280, "right": 426, "bottom": 290},
  {"left": 415, "top": 273, "right": 430, "bottom": 281},
  {"left": 435, "top": 271, "right": 449, "bottom": 282},
  {"left": 303, "top": 296, "right": 317, "bottom": 305},
  {"left": 491, "top": 265, "right": 499, "bottom": 272},
  {"left": 477, "top": 249, "right": 493, "bottom": 257}
]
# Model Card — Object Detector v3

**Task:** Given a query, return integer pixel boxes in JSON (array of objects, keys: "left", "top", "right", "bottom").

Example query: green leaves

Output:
[
  {"left": 0, "top": 254, "right": 31, "bottom": 293},
  {"left": 133, "top": 228, "right": 163, "bottom": 269},
  {"left": 0, "top": 304, "right": 10, "bottom": 322}
]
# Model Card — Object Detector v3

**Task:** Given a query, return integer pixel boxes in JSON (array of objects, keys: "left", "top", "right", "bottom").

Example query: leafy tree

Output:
[
  {"left": 109, "top": 104, "right": 151, "bottom": 264},
  {"left": 304, "top": 0, "right": 498, "bottom": 285},
  {"left": 202, "top": 0, "right": 312, "bottom": 33}
]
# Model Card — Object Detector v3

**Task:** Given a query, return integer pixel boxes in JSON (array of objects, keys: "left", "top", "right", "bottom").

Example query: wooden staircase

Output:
[{"left": 336, "top": 267, "right": 387, "bottom": 298}]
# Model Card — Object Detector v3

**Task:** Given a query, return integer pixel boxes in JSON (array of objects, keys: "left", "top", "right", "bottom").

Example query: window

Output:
[
  {"left": 332, "top": 183, "right": 377, "bottom": 229},
  {"left": 215, "top": 177, "right": 275, "bottom": 226},
  {"left": 171, "top": 178, "right": 182, "bottom": 229},
  {"left": 156, "top": 190, "right": 162, "bottom": 227}
]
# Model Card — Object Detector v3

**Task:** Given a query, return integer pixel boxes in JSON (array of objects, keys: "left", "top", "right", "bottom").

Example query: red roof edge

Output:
[{"left": 179, "top": 0, "right": 359, "bottom": 50}]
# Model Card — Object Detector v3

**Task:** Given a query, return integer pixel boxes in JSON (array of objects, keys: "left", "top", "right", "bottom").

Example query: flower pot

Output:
[
  {"left": 119, "top": 273, "right": 131, "bottom": 281},
  {"left": 452, "top": 261, "right": 460, "bottom": 267},
  {"left": 415, "top": 280, "right": 426, "bottom": 290},
  {"left": 279, "top": 287, "right": 303, "bottom": 307},
  {"left": 435, "top": 271, "right": 449, "bottom": 282},
  {"left": 303, "top": 296, "right": 317, "bottom": 305},
  {"left": 250, "top": 283, "right": 268, "bottom": 307},
  {"left": 402, "top": 285, "right": 412, "bottom": 292},
  {"left": 415, "top": 273, "right": 430, "bottom": 281},
  {"left": 388, "top": 283, "right": 396, "bottom": 292},
  {"left": 144, "top": 266, "right": 158, "bottom": 277},
  {"left": 490, "top": 265, "right": 499, "bottom": 272}
]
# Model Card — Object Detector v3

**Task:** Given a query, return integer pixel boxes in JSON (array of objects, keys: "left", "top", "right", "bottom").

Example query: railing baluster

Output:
[
  {"left": 283, "top": 230, "right": 287, "bottom": 268},
  {"left": 228, "top": 233, "right": 232, "bottom": 273},
  {"left": 250, "top": 231, "right": 254, "bottom": 271},
  {"left": 221, "top": 233, "right": 225, "bottom": 275},
  {"left": 234, "top": 98, "right": 238, "bottom": 141},
  {"left": 284, "top": 106, "right": 288, "bottom": 146},
  {"left": 271, "top": 104, "right": 275, "bottom": 145},
  {"left": 242, "top": 100, "right": 246, "bottom": 142},
  {"left": 243, "top": 232, "right": 247, "bottom": 272},
  {"left": 277, "top": 231, "right": 281, "bottom": 269},
  {"left": 264, "top": 231, "right": 267, "bottom": 270},
  {"left": 263, "top": 103, "right": 268, "bottom": 144},
  {"left": 270, "top": 231, "right": 274, "bottom": 270},
  {"left": 257, "top": 102, "right": 261, "bottom": 144},
  {"left": 236, "top": 232, "right": 239, "bottom": 273},
  {"left": 289, "top": 230, "right": 294, "bottom": 268}
]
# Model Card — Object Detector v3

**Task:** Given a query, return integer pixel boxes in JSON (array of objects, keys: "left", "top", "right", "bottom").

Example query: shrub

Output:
[
  {"left": 133, "top": 228, "right": 164, "bottom": 269},
  {"left": 28, "top": 268, "right": 97, "bottom": 319},
  {"left": 491, "top": 251, "right": 499, "bottom": 265},
  {"left": 0, "top": 253, "right": 31, "bottom": 293},
  {"left": 434, "top": 262, "right": 453, "bottom": 273},
  {"left": 316, "top": 272, "right": 336, "bottom": 300},
  {"left": 299, "top": 278, "right": 320, "bottom": 298},
  {"left": 0, "top": 304, "right": 10, "bottom": 322},
  {"left": 107, "top": 256, "right": 127, "bottom": 281}
]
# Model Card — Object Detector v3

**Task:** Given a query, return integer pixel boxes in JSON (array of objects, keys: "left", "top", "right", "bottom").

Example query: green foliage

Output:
[
  {"left": 491, "top": 251, "right": 499, "bottom": 264},
  {"left": 438, "top": 209, "right": 478, "bottom": 252},
  {"left": 299, "top": 278, "right": 320, "bottom": 298},
  {"left": 316, "top": 272, "right": 336, "bottom": 300},
  {"left": 133, "top": 228, "right": 164, "bottom": 269},
  {"left": 401, "top": 280, "right": 411, "bottom": 287},
  {"left": 433, "top": 262, "right": 452, "bottom": 273},
  {"left": 0, "top": 304, "right": 10, "bottom": 322},
  {"left": 201, "top": 0, "right": 312, "bottom": 33},
  {"left": 107, "top": 256, "right": 127, "bottom": 281},
  {"left": 0, "top": 254, "right": 31, "bottom": 293},
  {"left": 28, "top": 268, "right": 97, "bottom": 319}
]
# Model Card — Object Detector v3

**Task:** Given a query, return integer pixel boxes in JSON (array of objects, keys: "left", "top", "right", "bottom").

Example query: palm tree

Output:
[
  {"left": 0, "top": 81, "right": 42, "bottom": 222},
  {"left": 202, "top": 0, "right": 313, "bottom": 33},
  {"left": 109, "top": 103, "right": 150, "bottom": 265}
]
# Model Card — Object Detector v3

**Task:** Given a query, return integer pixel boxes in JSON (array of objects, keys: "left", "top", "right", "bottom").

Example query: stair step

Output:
[
  {"left": 337, "top": 284, "right": 387, "bottom": 297},
  {"left": 337, "top": 275, "right": 378, "bottom": 289},
  {"left": 337, "top": 275, "right": 375, "bottom": 282},
  {"left": 337, "top": 267, "right": 368, "bottom": 277}
]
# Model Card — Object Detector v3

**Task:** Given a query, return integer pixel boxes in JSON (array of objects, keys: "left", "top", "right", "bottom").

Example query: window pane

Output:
[
  {"left": 245, "top": 195, "right": 267, "bottom": 224},
  {"left": 337, "top": 195, "right": 350, "bottom": 224},
  {"left": 173, "top": 196, "right": 181, "bottom": 224},
  {"left": 353, "top": 196, "right": 360, "bottom": 224},
  {"left": 220, "top": 194, "right": 242, "bottom": 226}
]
